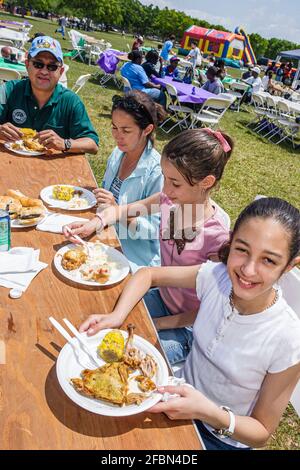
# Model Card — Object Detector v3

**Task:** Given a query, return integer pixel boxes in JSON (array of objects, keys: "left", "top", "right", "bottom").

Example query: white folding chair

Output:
[
  {"left": 0, "top": 67, "right": 21, "bottom": 83},
  {"left": 121, "top": 76, "right": 132, "bottom": 91},
  {"left": 71, "top": 73, "right": 91, "bottom": 94},
  {"left": 258, "top": 95, "right": 279, "bottom": 138},
  {"left": 273, "top": 100, "right": 300, "bottom": 148},
  {"left": 0, "top": 39, "right": 14, "bottom": 47},
  {"left": 227, "top": 81, "right": 249, "bottom": 112},
  {"left": 68, "top": 30, "right": 86, "bottom": 62},
  {"left": 159, "top": 83, "right": 193, "bottom": 134},
  {"left": 246, "top": 93, "right": 267, "bottom": 130},
  {"left": 190, "top": 97, "right": 232, "bottom": 129}
]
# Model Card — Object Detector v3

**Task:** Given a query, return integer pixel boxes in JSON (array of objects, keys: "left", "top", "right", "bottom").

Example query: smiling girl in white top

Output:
[
  {"left": 147, "top": 197, "right": 300, "bottom": 450},
  {"left": 77, "top": 197, "right": 300, "bottom": 450}
]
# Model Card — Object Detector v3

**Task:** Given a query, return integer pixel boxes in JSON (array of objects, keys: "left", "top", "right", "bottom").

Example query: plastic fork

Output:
[
  {"left": 64, "top": 226, "right": 92, "bottom": 256},
  {"left": 63, "top": 317, "right": 100, "bottom": 368},
  {"left": 49, "top": 316, "right": 100, "bottom": 368}
]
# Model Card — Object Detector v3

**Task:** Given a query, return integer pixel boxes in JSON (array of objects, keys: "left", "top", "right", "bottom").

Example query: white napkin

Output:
[
  {"left": 0, "top": 247, "right": 38, "bottom": 274},
  {"left": 0, "top": 247, "right": 47, "bottom": 292},
  {"left": 161, "top": 377, "right": 194, "bottom": 402},
  {"left": 36, "top": 213, "right": 89, "bottom": 234}
]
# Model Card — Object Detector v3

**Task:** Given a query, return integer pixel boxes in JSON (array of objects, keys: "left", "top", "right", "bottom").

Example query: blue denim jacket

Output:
[{"left": 102, "top": 142, "right": 163, "bottom": 271}]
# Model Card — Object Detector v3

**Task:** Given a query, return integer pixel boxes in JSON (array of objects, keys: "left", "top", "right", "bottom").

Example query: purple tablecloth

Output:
[{"left": 152, "top": 76, "right": 215, "bottom": 104}]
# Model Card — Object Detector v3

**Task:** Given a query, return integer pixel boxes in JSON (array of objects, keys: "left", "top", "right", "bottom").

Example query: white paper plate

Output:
[
  {"left": 56, "top": 328, "right": 169, "bottom": 416},
  {"left": 4, "top": 141, "right": 45, "bottom": 156},
  {"left": 10, "top": 213, "right": 48, "bottom": 229},
  {"left": 54, "top": 242, "right": 130, "bottom": 286},
  {"left": 40, "top": 185, "right": 96, "bottom": 211}
]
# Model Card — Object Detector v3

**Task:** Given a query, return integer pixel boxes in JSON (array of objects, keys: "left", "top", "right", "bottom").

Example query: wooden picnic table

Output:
[{"left": 0, "top": 146, "right": 202, "bottom": 450}]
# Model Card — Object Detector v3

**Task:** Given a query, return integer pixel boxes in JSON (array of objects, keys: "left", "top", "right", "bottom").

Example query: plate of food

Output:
[
  {"left": 0, "top": 189, "right": 47, "bottom": 228},
  {"left": 54, "top": 241, "right": 130, "bottom": 286},
  {"left": 40, "top": 185, "right": 96, "bottom": 210},
  {"left": 56, "top": 324, "right": 169, "bottom": 416},
  {"left": 4, "top": 128, "right": 46, "bottom": 156}
]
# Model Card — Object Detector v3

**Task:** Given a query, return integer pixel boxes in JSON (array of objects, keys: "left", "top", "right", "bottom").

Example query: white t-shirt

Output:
[
  {"left": 189, "top": 47, "right": 201, "bottom": 67},
  {"left": 178, "top": 261, "right": 300, "bottom": 448},
  {"left": 261, "top": 75, "right": 270, "bottom": 91},
  {"left": 245, "top": 75, "right": 262, "bottom": 93}
]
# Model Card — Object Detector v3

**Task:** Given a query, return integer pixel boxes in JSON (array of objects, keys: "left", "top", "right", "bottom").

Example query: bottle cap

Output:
[{"left": 9, "top": 289, "right": 23, "bottom": 299}]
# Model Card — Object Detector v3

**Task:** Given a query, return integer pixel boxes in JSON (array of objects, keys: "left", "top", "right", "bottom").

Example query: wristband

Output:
[
  {"left": 213, "top": 406, "right": 235, "bottom": 438},
  {"left": 95, "top": 212, "right": 104, "bottom": 230}
]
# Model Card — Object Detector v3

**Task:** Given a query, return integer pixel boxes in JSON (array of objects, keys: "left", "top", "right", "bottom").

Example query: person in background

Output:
[
  {"left": 244, "top": 67, "right": 262, "bottom": 95},
  {"left": 0, "top": 36, "right": 98, "bottom": 154},
  {"left": 266, "top": 61, "right": 276, "bottom": 74},
  {"left": 201, "top": 66, "right": 224, "bottom": 95},
  {"left": 28, "top": 32, "right": 45, "bottom": 43},
  {"left": 160, "top": 34, "right": 176, "bottom": 62},
  {"left": 283, "top": 62, "right": 293, "bottom": 85},
  {"left": 241, "top": 65, "right": 253, "bottom": 80},
  {"left": 163, "top": 56, "right": 180, "bottom": 78},
  {"left": 1, "top": 46, "right": 12, "bottom": 59},
  {"left": 186, "top": 40, "right": 202, "bottom": 69},
  {"left": 207, "top": 53, "right": 216, "bottom": 65},
  {"left": 215, "top": 59, "right": 227, "bottom": 81},
  {"left": 64, "top": 128, "right": 233, "bottom": 365},
  {"left": 132, "top": 35, "right": 143, "bottom": 51},
  {"left": 261, "top": 70, "right": 273, "bottom": 92},
  {"left": 55, "top": 14, "right": 67, "bottom": 40},
  {"left": 142, "top": 50, "right": 163, "bottom": 78},
  {"left": 275, "top": 63, "right": 285, "bottom": 82},
  {"left": 194, "top": 63, "right": 207, "bottom": 86},
  {"left": 121, "top": 50, "right": 166, "bottom": 107}
]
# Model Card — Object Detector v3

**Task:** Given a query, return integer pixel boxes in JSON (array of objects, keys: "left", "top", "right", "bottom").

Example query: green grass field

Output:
[{"left": 1, "top": 12, "right": 300, "bottom": 450}]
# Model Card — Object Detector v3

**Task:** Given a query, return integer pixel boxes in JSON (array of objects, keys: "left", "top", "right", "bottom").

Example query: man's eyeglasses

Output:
[{"left": 31, "top": 60, "right": 61, "bottom": 72}]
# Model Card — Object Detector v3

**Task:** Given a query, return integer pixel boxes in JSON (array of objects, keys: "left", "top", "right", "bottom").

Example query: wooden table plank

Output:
[{"left": 0, "top": 147, "right": 201, "bottom": 450}]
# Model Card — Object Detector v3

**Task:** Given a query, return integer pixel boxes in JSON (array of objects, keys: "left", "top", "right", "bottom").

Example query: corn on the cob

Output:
[
  {"left": 52, "top": 185, "right": 74, "bottom": 201},
  {"left": 98, "top": 330, "right": 125, "bottom": 363}
]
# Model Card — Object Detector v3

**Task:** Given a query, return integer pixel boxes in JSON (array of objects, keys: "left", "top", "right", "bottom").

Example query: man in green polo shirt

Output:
[{"left": 0, "top": 36, "right": 99, "bottom": 154}]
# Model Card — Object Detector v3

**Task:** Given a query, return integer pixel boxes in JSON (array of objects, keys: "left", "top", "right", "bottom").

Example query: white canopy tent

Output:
[{"left": 276, "top": 49, "right": 300, "bottom": 89}]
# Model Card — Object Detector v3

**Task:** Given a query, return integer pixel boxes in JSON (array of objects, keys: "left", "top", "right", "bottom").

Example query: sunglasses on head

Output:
[
  {"left": 31, "top": 60, "right": 61, "bottom": 72},
  {"left": 112, "top": 95, "right": 154, "bottom": 124}
]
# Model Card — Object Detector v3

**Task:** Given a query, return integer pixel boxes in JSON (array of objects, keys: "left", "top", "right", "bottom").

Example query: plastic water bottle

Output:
[{"left": 192, "top": 86, "right": 196, "bottom": 95}]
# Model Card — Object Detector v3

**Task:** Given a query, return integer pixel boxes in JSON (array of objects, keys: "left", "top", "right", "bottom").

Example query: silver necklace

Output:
[{"left": 229, "top": 288, "right": 279, "bottom": 315}]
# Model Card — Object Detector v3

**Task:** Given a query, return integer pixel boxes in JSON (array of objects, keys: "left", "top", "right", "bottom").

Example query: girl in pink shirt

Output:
[{"left": 64, "top": 128, "right": 233, "bottom": 364}]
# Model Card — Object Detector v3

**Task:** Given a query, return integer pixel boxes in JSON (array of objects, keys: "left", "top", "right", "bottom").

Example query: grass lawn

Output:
[{"left": 1, "top": 12, "right": 300, "bottom": 450}]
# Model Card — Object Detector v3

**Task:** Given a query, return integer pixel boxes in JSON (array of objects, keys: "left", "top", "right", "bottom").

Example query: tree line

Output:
[{"left": 5, "top": 0, "right": 300, "bottom": 59}]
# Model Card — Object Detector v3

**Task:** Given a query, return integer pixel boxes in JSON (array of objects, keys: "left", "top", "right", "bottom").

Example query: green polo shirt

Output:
[{"left": 0, "top": 79, "right": 99, "bottom": 144}]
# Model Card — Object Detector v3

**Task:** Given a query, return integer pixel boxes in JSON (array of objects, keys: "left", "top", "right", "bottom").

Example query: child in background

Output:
[{"left": 65, "top": 128, "right": 233, "bottom": 365}]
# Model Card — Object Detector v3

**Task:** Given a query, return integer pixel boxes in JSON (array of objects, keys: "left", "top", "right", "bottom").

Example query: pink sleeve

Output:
[{"left": 206, "top": 224, "right": 230, "bottom": 260}]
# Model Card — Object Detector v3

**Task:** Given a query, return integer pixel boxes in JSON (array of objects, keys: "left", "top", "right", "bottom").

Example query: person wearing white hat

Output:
[
  {"left": 242, "top": 65, "right": 263, "bottom": 103},
  {"left": 132, "top": 35, "right": 144, "bottom": 51},
  {"left": 244, "top": 66, "right": 262, "bottom": 93}
]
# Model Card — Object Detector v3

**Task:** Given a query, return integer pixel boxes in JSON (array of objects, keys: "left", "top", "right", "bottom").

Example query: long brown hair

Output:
[{"left": 162, "top": 128, "right": 234, "bottom": 186}]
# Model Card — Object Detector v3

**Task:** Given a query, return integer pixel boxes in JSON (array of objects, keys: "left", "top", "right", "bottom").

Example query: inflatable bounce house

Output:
[{"left": 180, "top": 25, "right": 256, "bottom": 66}]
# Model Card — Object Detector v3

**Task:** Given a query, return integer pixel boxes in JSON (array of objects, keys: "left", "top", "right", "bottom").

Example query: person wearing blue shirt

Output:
[
  {"left": 163, "top": 56, "right": 180, "bottom": 78},
  {"left": 160, "top": 34, "right": 176, "bottom": 62},
  {"left": 64, "top": 91, "right": 167, "bottom": 272},
  {"left": 121, "top": 50, "right": 166, "bottom": 107}
]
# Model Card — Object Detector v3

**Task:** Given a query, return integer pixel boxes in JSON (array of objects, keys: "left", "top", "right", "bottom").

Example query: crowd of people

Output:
[{"left": 0, "top": 30, "right": 299, "bottom": 451}]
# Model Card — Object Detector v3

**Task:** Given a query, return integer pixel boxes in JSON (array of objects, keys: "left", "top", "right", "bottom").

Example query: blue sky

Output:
[{"left": 140, "top": 0, "right": 300, "bottom": 43}]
